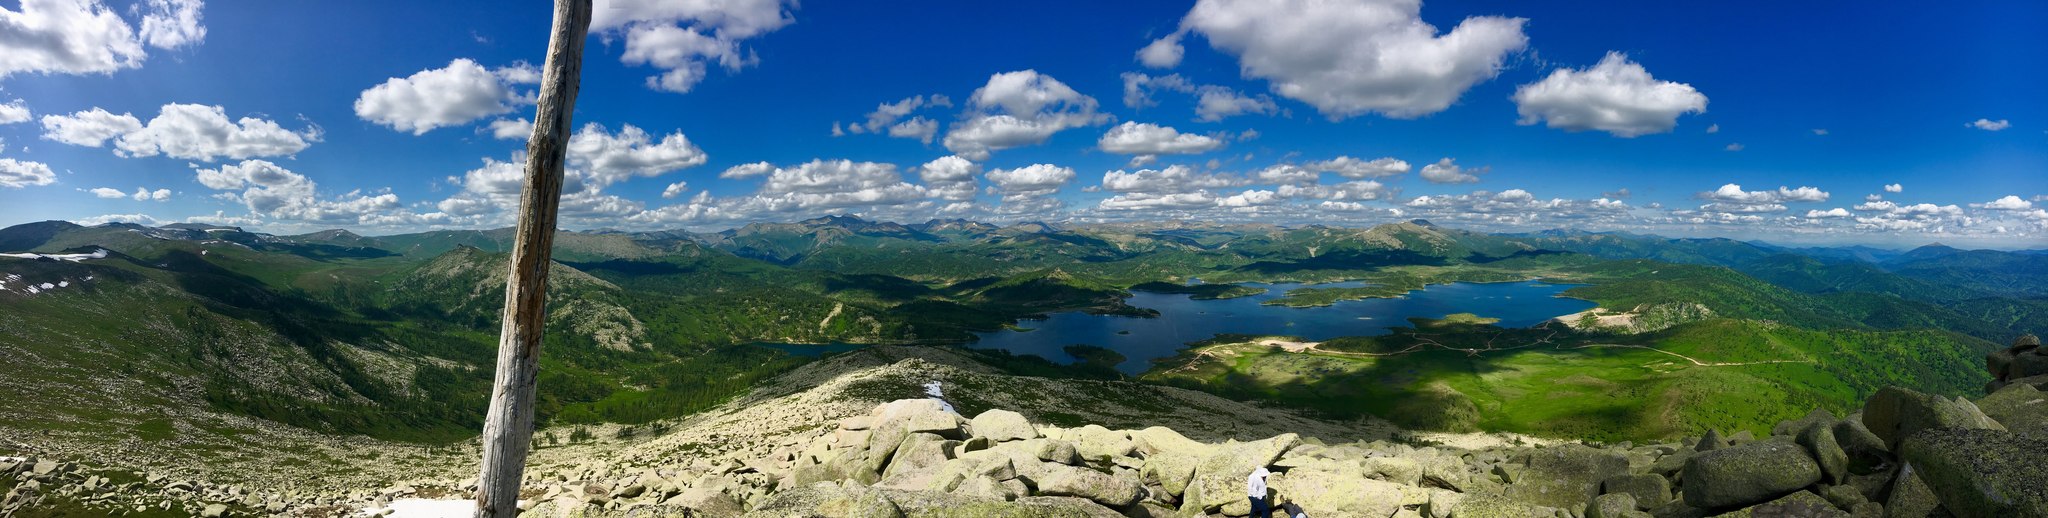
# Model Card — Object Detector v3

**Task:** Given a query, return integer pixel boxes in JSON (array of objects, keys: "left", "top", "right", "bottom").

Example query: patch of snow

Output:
[
  {"left": 26, "top": 286, "right": 38, "bottom": 294},
  {"left": 924, "top": 381, "right": 957, "bottom": 414},
  {"left": 57, "top": 281, "right": 68, "bottom": 288},
  {"left": 363, "top": 498, "right": 523, "bottom": 517},
  {"left": 0, "top": 249, "right": 108, "bottom": 262},
  {"left": 38, "top": 283, "right": 54, "bottom": 290}
]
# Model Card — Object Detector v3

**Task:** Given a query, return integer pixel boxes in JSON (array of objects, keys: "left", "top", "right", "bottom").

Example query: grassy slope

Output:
[{"left": 1143, "top": 319, "right": 1994, "bottom": 442}]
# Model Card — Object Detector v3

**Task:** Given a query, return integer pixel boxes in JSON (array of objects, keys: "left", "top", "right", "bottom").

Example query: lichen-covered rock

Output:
[
  {"left": 1710, "top": 490, "right": 1846, "bottom": 517},
  {"left": 1862, "top": 386, "right": 2004, "bottom": 451},
  {"left": 747, "top": 484, "right": 1122, "bottom": 518},
  {"left": 1794, "top": 423, "right": 1848, "bottom": 484},
  {"left": 1032, "top": 464, "right": 1142, "bottom": 508},
  {"left": 1817, "top": 484, "right": 1864, "bottom": 510},
  {"left": 1504, "top": 444, "right": 1630, "bottom": 511},
  {"left": 1129, "top": 426, "right": 1204, "bottom": 457},
  {"left": 1603, "top": 473, "right": 1672, "bottom": 509},
  {"left": 1179, "top": 433, "right": 1298, "bottom": 515},
  {"left": 1268, "top": 467, "right": 1402, "bottom": 518},
  {"left": 672, "top": 486, "right": 745, "bottom": 517},
  {"left": 1586, "top": 492, "right": 1639, "bottom": 518},
  {"left": 1448, "top": 494, "right": 1556, "bottom": 518},
  {"left": 1066, "top": 425, "right": 1134, "bottom": 461},
  {"left": 1830, "top": 413, "right": 1889, "bottom": 462},
  {"left": 1974, "top": 383, "right": 2047, "bottom": 432},
  {"left": 1034, "top": 439, "right": 1082, "bottom": 466},
  {"left": 1649, "top": 448, "right": 1694, "bottom": 478},
  {"left": 1884, "top": 465, "right": 1939, "bottom": 518},
  {"left": 1695, "top": 429, "right": 1724, "bottom": 452},
  {"left": 968, "top": 409, "right": 1039, "bottom": 443},
  {"left": 1362, "top": 456, "right": 1423, "bottom": 486},
  {"left": 1772, "top": 408, "right": 1838, "bottom": 438},
  {"left": 1898, "top": 428, "right": 2048, "bottom": 517},
  {"left": 879, "top": 433, "right": 958, "bottom": 489},
  {"left": 1680, "top": 440, "right": 1822, "bottom": 509}
]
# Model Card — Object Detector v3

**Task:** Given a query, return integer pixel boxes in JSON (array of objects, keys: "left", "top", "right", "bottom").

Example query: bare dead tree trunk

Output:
[{"left": 474, "top": 0, "right": 590, "bottom": 516}]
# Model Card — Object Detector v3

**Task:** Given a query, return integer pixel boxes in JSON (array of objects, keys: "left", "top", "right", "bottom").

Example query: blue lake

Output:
[{"left": 966, "top": 280, "right": 1594, "bottom": 374}]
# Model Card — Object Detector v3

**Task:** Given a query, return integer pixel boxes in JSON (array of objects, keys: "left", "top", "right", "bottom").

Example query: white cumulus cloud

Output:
[
  {"left": 1975, "top": 195, "right": 2034, "bottom": 211},
  {"left": 566, "top": 123, "right": 707, "bottom": 188},
  {"left": 43, "top": 104, "right": 318, "bottom": 160},
  {"left": 38, "top": 107, "right": 140, "bottom": 146},
  {"left": 916, "top": 155, "right": 979, "bottom": 201},
  {"left": 0, "top": 100, "right": 30, "bottom": 125},
  {"left": 1097, "top": 122, "right": 1224, "bottom": 157},
  {"left": 486, "top": 118, "right": 533, "bottom": 140},
  {"left": 943, "top": 70, "right": 1109, "bottom": 161},
  {"left": 1419, "top": 158, "right": 1484, "bottom": 184},
  {"left": 137, "top": 0, "right": 205, "bottom": 50},
  {"left": 595, "top": 0, "right": 796, "bottom": 93},
  {"left": 0, "top": 0, "right": 146, "bottom": 79},
  {"left": 0, "top": 158, "right": 56, "bottom": 188},
  {"left": 354, "top": 59, "right": 539, "bottom": 135},
  {"left": 1967, "top": 118, "right": 2011, "bottom": 131},
  {"left": 1511, "top": 52, "right": 1707, "bottom": 137},
  {"left": 1156, "top": 0, "right": 1528, "bottom": 119},
  {"left": 1136, "top": 33, "right": 1184, "bottom": 68},
  {"left": 1309, "top": 156, "right": 1409, "bottom": 179},
  {"left": 192, "top": 160, "right": 410, "bottom": 223}
]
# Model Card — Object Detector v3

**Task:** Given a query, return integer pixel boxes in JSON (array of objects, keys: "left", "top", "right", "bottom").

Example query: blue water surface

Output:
[{"left": 966, "top": 280, "right": 1593, "bottom": 374}]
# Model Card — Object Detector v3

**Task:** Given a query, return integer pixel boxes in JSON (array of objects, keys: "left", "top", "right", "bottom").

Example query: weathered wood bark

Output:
[{"left": 473, "top": 0, "right": 590, "bottom": 516}]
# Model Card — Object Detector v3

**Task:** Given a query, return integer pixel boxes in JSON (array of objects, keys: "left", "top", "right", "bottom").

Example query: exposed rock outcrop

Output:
[{"left": 9, "top": 339, "right": 2047, "bottom": 517}]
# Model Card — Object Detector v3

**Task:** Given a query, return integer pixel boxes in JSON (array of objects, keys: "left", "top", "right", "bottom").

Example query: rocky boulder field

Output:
[{"left": 4, "top": 340, "right": 2046, "bottom": 517}]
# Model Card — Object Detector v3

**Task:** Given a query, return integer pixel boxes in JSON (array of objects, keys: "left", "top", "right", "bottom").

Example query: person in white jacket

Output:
[{"left": 1247, "top": 467, "right": 1272, "bottom": 518}]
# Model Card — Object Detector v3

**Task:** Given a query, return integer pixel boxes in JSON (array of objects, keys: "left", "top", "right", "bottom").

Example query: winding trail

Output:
[{"left": 1565, "top": 343, "right": 1813, "bottom": 367}]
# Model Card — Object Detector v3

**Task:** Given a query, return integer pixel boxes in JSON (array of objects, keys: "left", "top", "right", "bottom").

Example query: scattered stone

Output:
[
  {"left": 1794, "top": 423, "right": 1848, "bottom": 484},
  {"left": 1884, "top": 464, "right": 1940, "bottom": 518},
  {"left": 1067, "top": 425, "right": 1134, "bottom": 460},
  {"left": 1603, "top": 473, "right": 1672, "bottom": 509},
  {"left": 1269, "top": 468, "right": 1402, "bottom": 518},
  {"left": 1032, "top": 464, "right": 1142, "bottom": 508},
  {"left": 1974, "top": 383, "right": 2047, "bottom": 431},
  {"left": 1830, "top": 413, "right": 1889, "bottom": 461},
  {"left": 1772, "top": 408, "right": 1838, "bottom": 438},
  {"left": 1362, "top": 456, "right": 1423, "bottom": 486},
  {"left": 1715, "top": 490, "right": 1846, "bottom": 517},
  {"left": 1503, "top": 444, "right": 1629, "bottom": 511},
  {"left": 1181, "top": 433, "right": 1298, "bottom": 515},
  {"left": 1818, "top": 484, "right": 1864, "bottom": 510},
  {"left": 1586, "top": 492, "right": 1638, "bottom": 518},
  {"left": 968, "top": 409, "right": 1038, "bottom": 443},
  {"left": 1680, "top": 440, "right": 1822, "bottom": 509},
  {"left": 1861, "top": 386, "right": 2004, "bottom": 450},
  {"left": 1696, "top": 429, "right": 1724, "bottom": 452},
  {"left": 1897, "top": 428, "right": 2048, "bottom": 517}
]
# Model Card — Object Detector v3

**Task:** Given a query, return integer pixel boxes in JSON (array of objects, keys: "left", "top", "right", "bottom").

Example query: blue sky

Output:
[{"left": 0, "top": 0, "right": 2043, "bottom": 247}]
